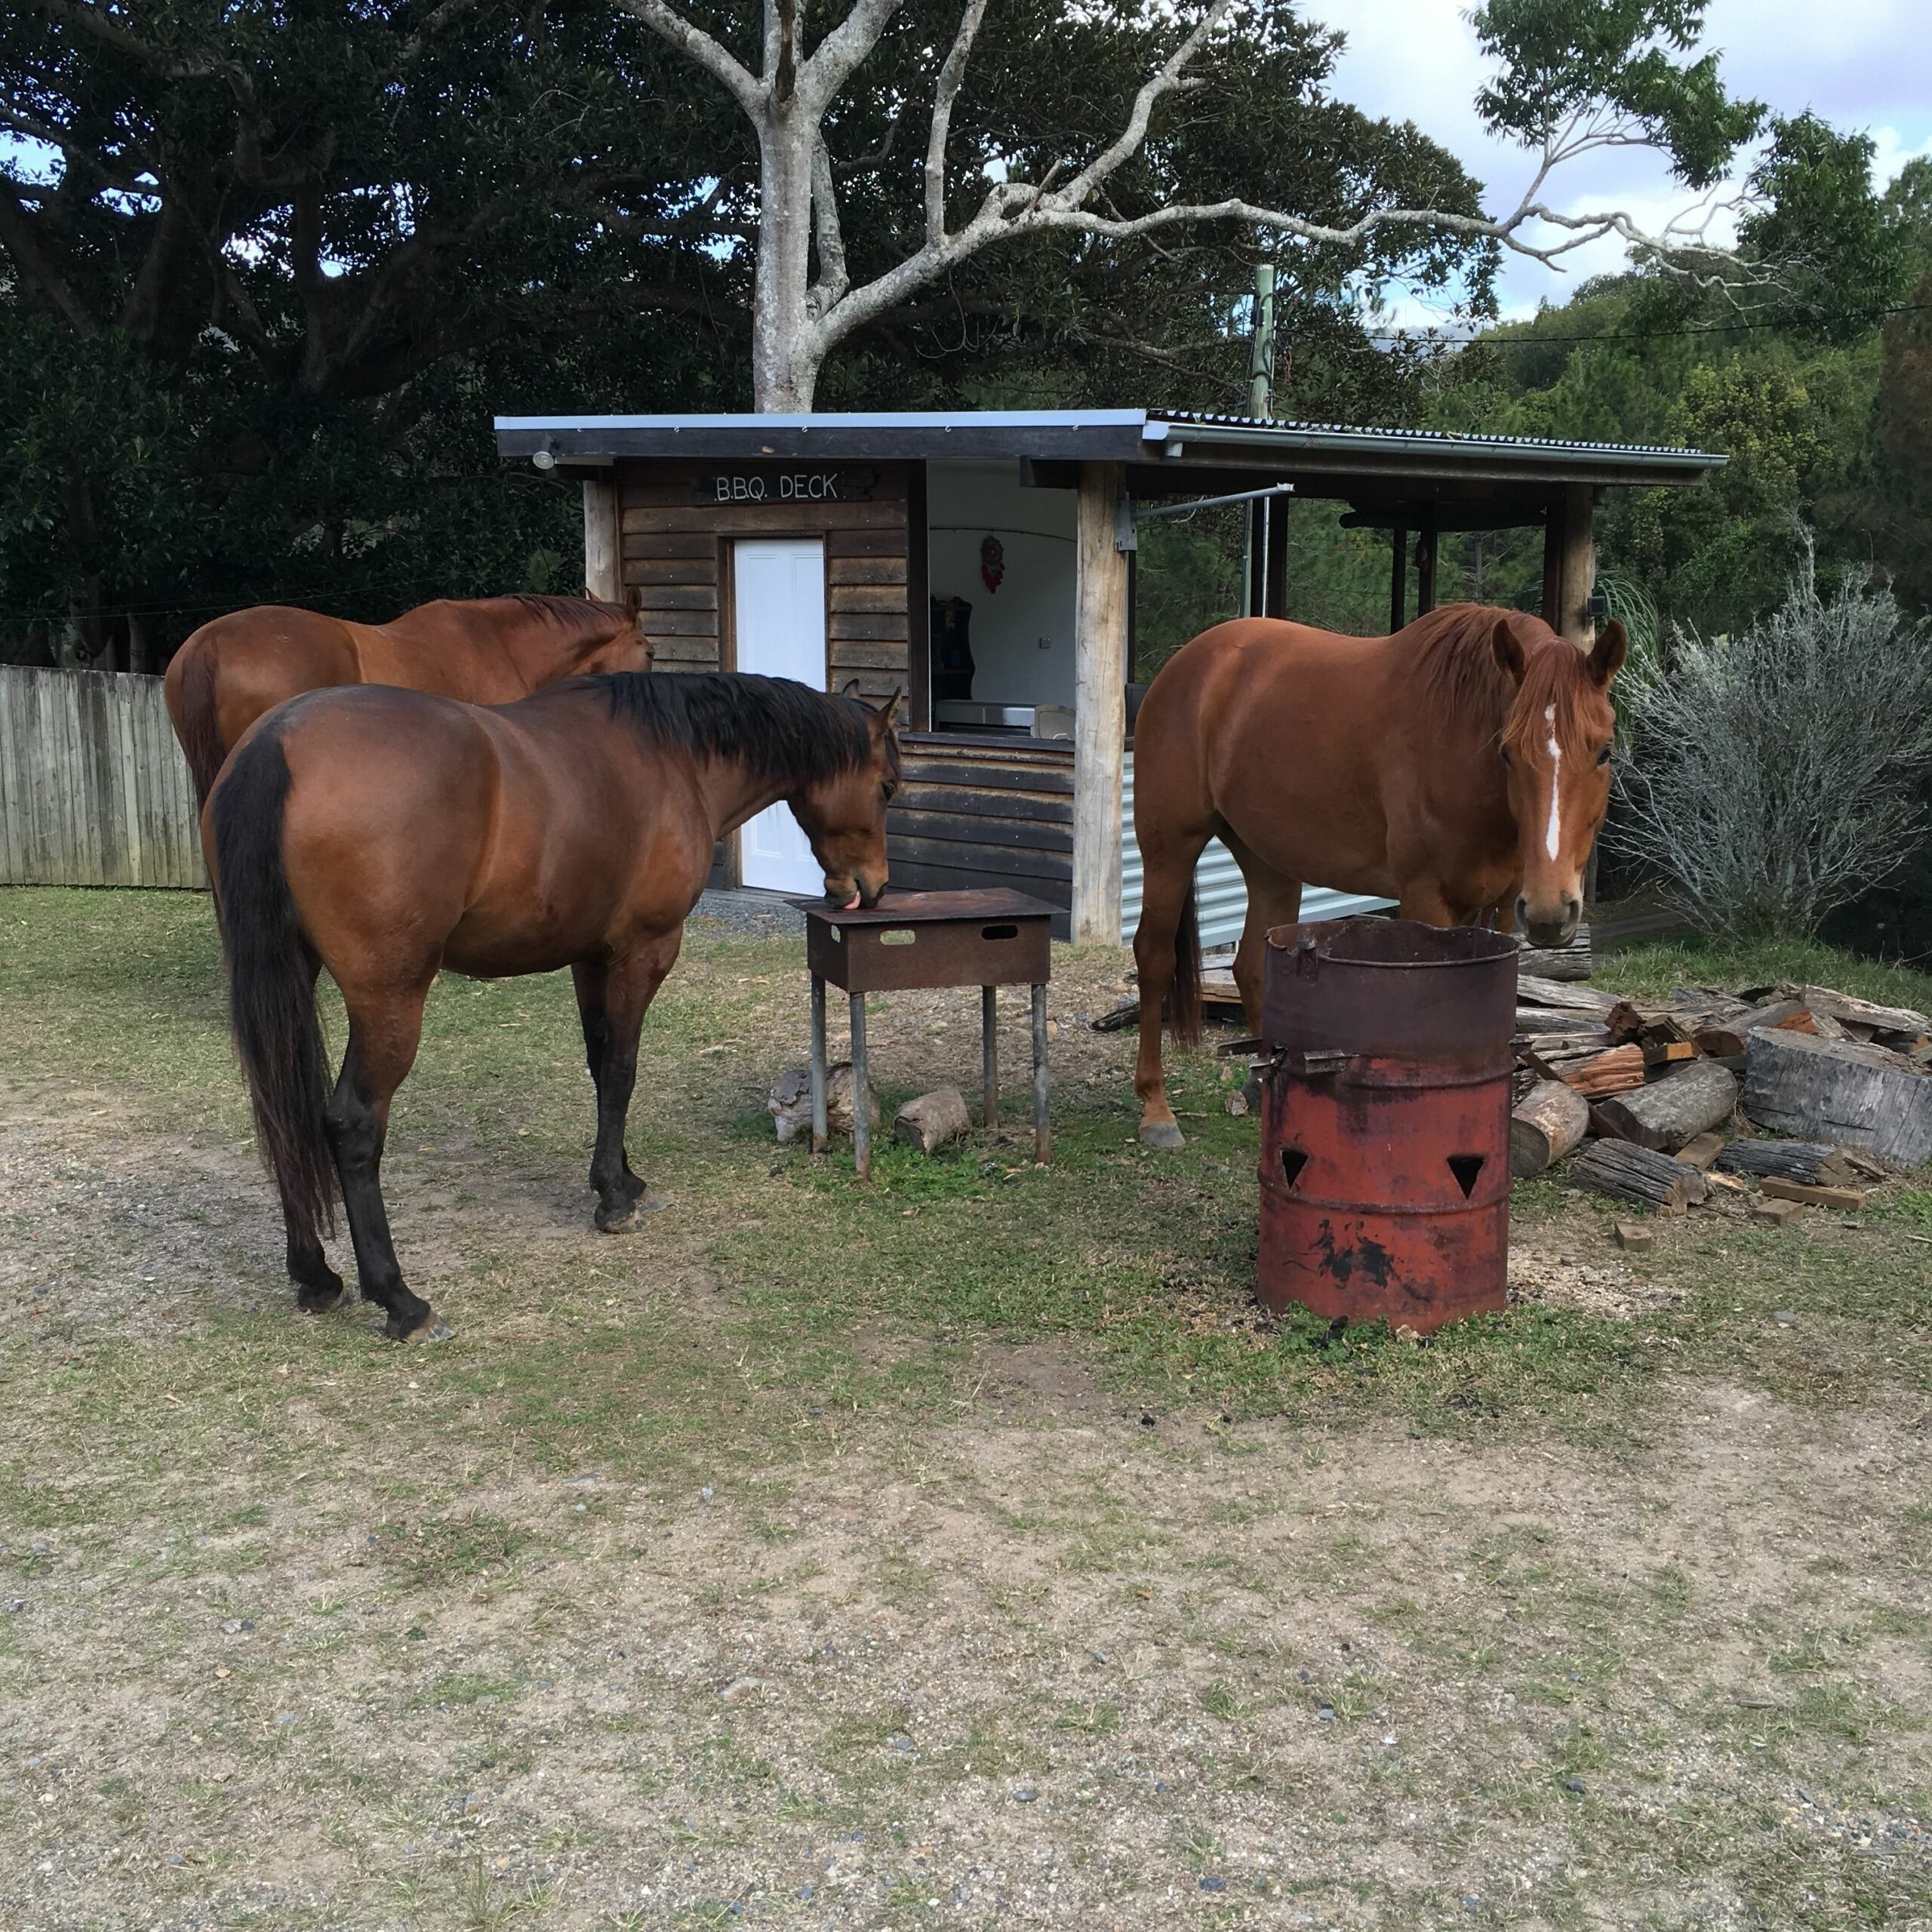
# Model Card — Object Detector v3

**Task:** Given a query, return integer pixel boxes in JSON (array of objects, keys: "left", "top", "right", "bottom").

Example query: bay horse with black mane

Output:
[
  {"left": 1131, "top": 604, "right": 1626, "bottom": 1148},
  {"left": 205, "top": 671, "right": 902, "bottom": 1341},
  {"left": 165, "top": 591, "right": 654, "bottom": 804}
]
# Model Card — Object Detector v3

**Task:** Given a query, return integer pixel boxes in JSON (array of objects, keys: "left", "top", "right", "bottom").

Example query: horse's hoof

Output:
[
  {"left": 596, "top": 1192, "right": 666, "bottom": 1233},
  {"left": 389, "top": 1312, "right": 454, "bottom": 1344},
  {"left": 297, "top": 1280, "right": 352, "bottom": 1315},
  {"left": 1140, "top": 1121, "right": 1186, "bottom": 1152}
]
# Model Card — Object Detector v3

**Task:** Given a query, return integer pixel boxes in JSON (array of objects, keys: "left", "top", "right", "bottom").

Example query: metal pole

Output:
[
  {"left": 981, "top": 985, "right": 998, "bottom": 1130},
  {"left": 1031, "top": 983, "right": 1050, "bottom": 1164},
  {"left": 849, "top": 992, "right": 870, "bottom": 1181},
  {"left": 809, "top": 974, "right": 828, "bottom": 1153}
]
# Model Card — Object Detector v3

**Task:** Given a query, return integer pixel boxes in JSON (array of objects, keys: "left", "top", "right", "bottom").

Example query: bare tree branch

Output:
[
  {"left": 924, "top": 0, "right": 988, "bottom": 246},
  {"left": 810, "top": 134, "right": 849, "bottom": 310},
  {"left": 799, "top": 0, "right": 908, "bottom": 113},
  {"left": 0, "top": 183, "right": 100, "bottom": 336}
]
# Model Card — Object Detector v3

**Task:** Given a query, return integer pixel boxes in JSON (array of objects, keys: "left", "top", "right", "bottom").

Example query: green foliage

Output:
[{"left": 1471, "top": 0, "right": 1763, "bottom": 186}]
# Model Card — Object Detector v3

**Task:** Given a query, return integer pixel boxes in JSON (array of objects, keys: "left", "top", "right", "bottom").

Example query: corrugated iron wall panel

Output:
[{"left": 1121, "top": 751, "right": 1393, "bottom": 949}]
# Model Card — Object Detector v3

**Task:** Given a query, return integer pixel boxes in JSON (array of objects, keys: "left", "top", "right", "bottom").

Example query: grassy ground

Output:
[{"left": 2, "top": 888, "right": 1929, "bottom": 1930}]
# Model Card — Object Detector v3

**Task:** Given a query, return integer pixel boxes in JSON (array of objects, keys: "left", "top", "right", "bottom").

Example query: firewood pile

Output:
[{"left": 1512, "top": 974, "right": 1932, "bottom": 1219}]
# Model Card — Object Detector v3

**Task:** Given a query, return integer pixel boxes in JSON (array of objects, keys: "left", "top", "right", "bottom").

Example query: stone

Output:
[{"left": 893, "top": 1086, "right": 971, "bottom": 1154}]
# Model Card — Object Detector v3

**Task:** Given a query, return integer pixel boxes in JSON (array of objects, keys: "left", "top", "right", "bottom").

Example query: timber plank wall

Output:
[
  {"left": 0, "top": 666, "right": 204, "bottom": 888},
  {"left": 891, "top": 734, "right": 1072, "bottom": 939},
  {"left": 619, "top": 461, "right": 911, "bottom": 703}
]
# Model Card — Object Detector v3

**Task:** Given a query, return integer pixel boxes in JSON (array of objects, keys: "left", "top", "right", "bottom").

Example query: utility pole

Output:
[{"left": 1242, "top": 266, "right": 1277, "bottom": 618}]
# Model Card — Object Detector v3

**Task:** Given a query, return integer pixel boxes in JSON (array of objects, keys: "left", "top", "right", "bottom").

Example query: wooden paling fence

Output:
[{"left": 0, "top": 666, "right": 205, "bottom": 888}]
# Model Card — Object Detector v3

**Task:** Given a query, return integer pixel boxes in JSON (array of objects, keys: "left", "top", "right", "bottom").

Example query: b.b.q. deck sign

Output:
[{"left": 701, "top": 469, "right": 875, "bottom": 504}]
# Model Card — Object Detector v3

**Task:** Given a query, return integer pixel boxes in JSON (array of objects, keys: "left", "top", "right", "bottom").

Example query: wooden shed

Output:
[{"left": 493, "top": 409, "right": 1723, "bottom": 943}]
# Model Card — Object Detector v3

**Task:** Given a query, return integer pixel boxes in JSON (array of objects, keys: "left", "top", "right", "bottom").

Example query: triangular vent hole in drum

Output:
[
  {"left": 1447, "top": 1152, "right": 1486, "bottom": 1199},
  {"left": 1279, "top": 1146, "right": 1309, "bottom": 1189}
]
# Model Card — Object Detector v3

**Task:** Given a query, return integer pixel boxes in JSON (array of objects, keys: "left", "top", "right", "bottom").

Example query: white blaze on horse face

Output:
[{"left": 1542, "top": 703, "right": 1562, "bottom": 863}]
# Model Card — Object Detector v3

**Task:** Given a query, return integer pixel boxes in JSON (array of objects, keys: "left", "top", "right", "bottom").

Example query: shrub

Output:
[{"left": 1611, "top": 546, "right": 1932, "bottom": 939}]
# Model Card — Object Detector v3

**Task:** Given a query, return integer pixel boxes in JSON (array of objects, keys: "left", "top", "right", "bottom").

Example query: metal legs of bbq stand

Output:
[
  {"left": 809, "top": 975, "right": 829, "bottom": 1152},
  {"left": 811, "top": 974, "right": 1046, "bottom": 1180},
  {"left": 848, "top": 990, "right": 870, "bottom": 1181}
]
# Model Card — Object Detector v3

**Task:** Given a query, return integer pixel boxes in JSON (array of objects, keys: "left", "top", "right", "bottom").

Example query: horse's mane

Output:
[
  {"left": 494, "top": 592, "right": 627, "bottom": 635},
  {"left": 598, "top": 672, "right": 888, "bottom": 786},
  {"left": 1413, "top": 603, "right": 1599, "bottom": 752}
]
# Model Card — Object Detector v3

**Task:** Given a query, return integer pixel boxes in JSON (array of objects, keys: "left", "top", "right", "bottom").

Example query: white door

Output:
[{"left": 734, "top": 538, "right": 828, "bottom": 894}]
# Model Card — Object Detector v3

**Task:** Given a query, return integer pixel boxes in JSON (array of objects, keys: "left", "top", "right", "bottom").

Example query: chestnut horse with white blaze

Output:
[
  {"left": 205, "top": 672, "right": 901, "bottom": 1341},
  {"left": 165, "top": 591, "right": 654, "bottom": 804},
  {"left": 1130, "top": 604, "right": 1626, "bottom": 1149}
]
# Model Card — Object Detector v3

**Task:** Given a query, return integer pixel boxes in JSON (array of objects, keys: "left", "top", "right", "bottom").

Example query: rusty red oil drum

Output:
[{"left": 1257, "top": 917, "right": 1518, "bottom": 1334}]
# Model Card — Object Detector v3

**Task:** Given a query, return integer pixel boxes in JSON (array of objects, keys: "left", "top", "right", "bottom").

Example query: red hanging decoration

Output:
[{"left": 980, "top": 534, "right": 1005, "bottom": 594}]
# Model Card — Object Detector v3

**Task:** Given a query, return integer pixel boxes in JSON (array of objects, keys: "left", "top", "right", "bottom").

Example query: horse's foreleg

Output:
[
  {"left": 571, "top": 959, "right": 645, "bottom": 1204},
  {"left": 1132, "top": 838, "right": 1208, "bottom": 1152},
  {"left": 325, "top": 983, "right": 441, "bottom": 1343},
  {"left": 587, "top": 931, "right": 681, "bottom": 1233},
  {"left": 1397, "top": 881, "right": 1459, "bottom": 928}
]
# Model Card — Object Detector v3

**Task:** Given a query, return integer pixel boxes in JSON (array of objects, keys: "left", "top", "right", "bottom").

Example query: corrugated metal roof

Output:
[{"left": 494, "top": 407, "right": 1721, "bottom": 479}]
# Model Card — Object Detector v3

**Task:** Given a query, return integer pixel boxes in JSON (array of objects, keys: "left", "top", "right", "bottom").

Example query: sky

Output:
[{"left": 1309, "top": 0, "right": 1932, "bottom": 328}]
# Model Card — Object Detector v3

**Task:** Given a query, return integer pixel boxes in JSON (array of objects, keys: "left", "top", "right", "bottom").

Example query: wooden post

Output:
[
  {"left": 1540, "top": 485, "right": 1596, "bottom": 647},
  {"left": 1415, "top": 521, "right": 1438, "bottom": 615},
  {"left": 981, "top": 984, "right": 998, "bottom": 1128},
  {"left": 1561, "top": 482, "right": 1596, "bottom": 647},
  {"left": 1389, "top": 523, "right": 1407, "bottom": 633},
  {"left": 582, "top": 475, "right": 621, "bottom": 603},
  {"left": 1072, "top": 461, "right": 1129, "bottom": 945}
]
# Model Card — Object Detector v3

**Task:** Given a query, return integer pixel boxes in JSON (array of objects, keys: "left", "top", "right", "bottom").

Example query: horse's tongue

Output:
[{"left": 844, "top": 893, "right": 862, "bottom": 910}]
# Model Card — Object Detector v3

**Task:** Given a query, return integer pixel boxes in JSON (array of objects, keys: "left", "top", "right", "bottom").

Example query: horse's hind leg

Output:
[
  {"left": 571, "top": 960, "right": 645, "bottom": 1204},
  {"left": 1132, "top": 829, "right": 1211, "bottom": 1151},
  {"left": 586, "top": 931, "right": 681, "bottom": 1233},
  {"left": 1219, "top": 830, "right": 1303, "bottom": 1036},
  {"left": 325, "top": 980, "right": 444, "bottom": 1343}
]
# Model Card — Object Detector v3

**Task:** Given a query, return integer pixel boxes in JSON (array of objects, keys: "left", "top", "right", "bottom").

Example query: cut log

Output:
[
  {"left": 1606, "top": 1001, "right": 1699, "bottom": 1047},
  {"left": 1695, "top": 998, "right": 1808, "bottom": 1060},
  {"left": 1515, "top": 1009, "right": 1614, "bottom": 1038},
  {"left": 1743, "top": 1029, "right": 1932, "bottom": 1170},
  {"left": 1712, "top": 1140, "right": 1859, "bottom": 1187},
  {"left": 1517, "top": 975, "right": 1620, "bottom": 1017},
  {"left": 1528, "top": 1041, "right": 1646, "bottom": 1097},
  {"left": 1589, "top": 1060, "right": 1740, "bottom": 1153},
  {"left": 1759, "top": 1177, "right": 1869, "bottom": 1212},
  {"left": 1515, "top": 943, "right": 1594, "bottom": 981},
  {"left": 1675, "top": 1131, "right": 1725, "bottom": 1171},
  {"left": 1798, "top": 986, "right": 1932, "bottom": 1043},
  {"left": 893, "top": 1086, "right": 971, "bottom": 1154},
  {"left": 1510, "top": 1079, "right": 1592, "bottom": 1177},
  {"left": 1574, "top": 1140, "right": 1700, "bottom": 1216}
]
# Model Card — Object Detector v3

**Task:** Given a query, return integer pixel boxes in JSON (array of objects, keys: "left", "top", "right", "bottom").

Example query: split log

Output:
[
  {"left": 1574, "top": 1140, "right": 1702, "bottom": 1216},
  {"left": 1515, "top": 1009, "right": 1614, "bottom": 1038},
  {"left": 1514, "top": 931, "right": 1594, "bottom": 980},
  {"left": 1675, "top": 1131, "right": 1725, "bottom": 1171},
  {"left": 1743, "top": 1029, "right": 1932, "bottom": 1170},
  {"left": 1694, "top": 998, "right": 1808, "bottom": 1060},
  {"left": 1712, "top": 1140, "right": 1859, "bottom": 1188},
  {"left": 1760, "top": 1177, "right": 1869, "bottom": 1212},
  {"left": 1510, "top": 1079, "right": 1592, "bottom": 1177},
  {"left": 893, "top": 1086, "right": 971, "bottom": 1154},
  {"left": 1517, "top": 975, "right": 1620, "bottom": 1018},
  {"left": 1798, "top": 986, "right": 1931, "bottom": 1048},
  {"left": 1606, "top": 1001, "right": 1699, "bottom": 1047},
  {"left": 1528, "top": 1041, "right": 1646, "bottom": 1097},
  {"left": 1589, "top": 1060, "right": 1739, "bottom": 1154}
]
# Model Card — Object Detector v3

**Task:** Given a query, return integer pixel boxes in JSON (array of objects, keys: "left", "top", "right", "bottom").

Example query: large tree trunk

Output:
[{"left": 751, "top": 103, "right": 823, "bottom": 411}]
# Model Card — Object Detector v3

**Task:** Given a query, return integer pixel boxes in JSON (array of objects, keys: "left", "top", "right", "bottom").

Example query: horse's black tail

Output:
[
  {"left": 1168, "top": 884, "right": 1204, "bottom": 1049},
  {"left": 176, "top": 638, "right": 226, "bottom": 808},
  {"left": 211, "top": 731, "right": 337, "bottom": 1246}
]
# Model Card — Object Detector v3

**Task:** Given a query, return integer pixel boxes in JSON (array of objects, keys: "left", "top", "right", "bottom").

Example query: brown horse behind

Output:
[
  {"left": 1131, "top": 604, "right": 1626, "bottom": 1147},
  {"left": 165, "top": 591, "right": 653, "bottom": 803},
  {"left": 205, "top": 672, "right": 901, "bottom": 1341}
]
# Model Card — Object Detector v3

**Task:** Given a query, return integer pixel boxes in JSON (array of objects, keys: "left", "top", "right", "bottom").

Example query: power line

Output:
[{"left": 1364, "top": 297, "right": 1932, "bottom": 350}]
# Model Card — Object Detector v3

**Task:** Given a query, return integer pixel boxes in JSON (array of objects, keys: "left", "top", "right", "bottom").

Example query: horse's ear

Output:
[
  {"left": 840, "top": 678, "right": 863, "bottom": 699},
  {"left": 872, "top": 687, "right": 904, "bottom": 731},
  {"left": 1491, "top": 619, "right": 1527, "bottom": 685},
  {"left": 626, "top": 582, "right": 644, "bottom": 617},
  {"left": 1587, "top": 618, "right": 1627, "bottom": 688}
]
